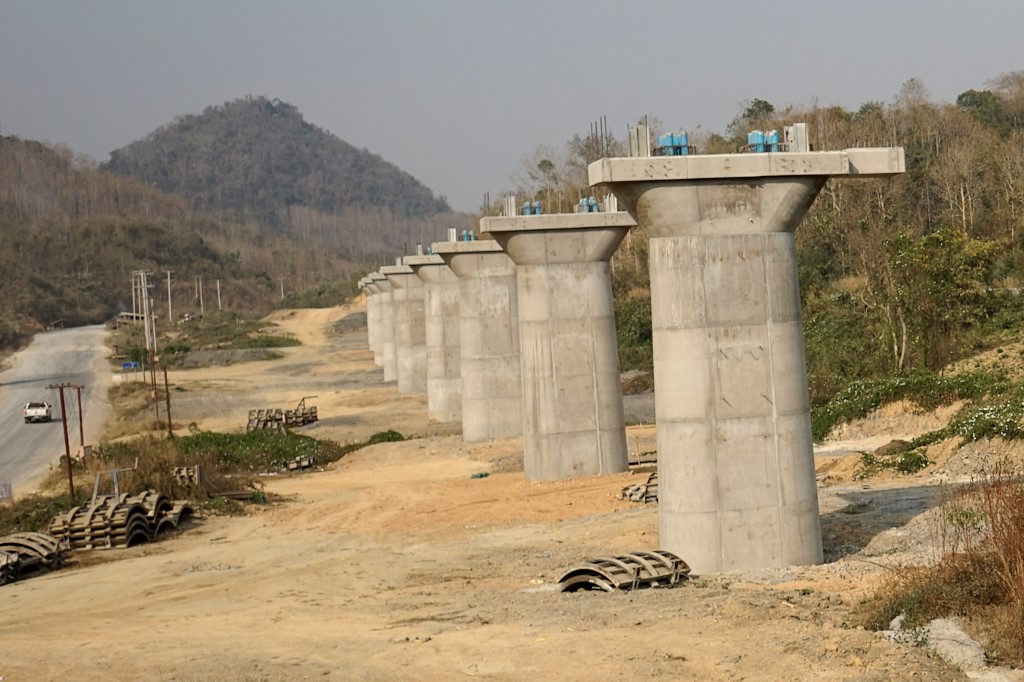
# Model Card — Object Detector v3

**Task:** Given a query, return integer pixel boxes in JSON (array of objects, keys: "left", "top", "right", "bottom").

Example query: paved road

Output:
[{"left": 0, "top": 325, "right": 112, "bottom": 496}]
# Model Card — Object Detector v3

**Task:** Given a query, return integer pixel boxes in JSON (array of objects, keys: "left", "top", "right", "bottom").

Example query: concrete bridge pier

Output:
[
  {"left": 382, "top": 263, "right": 427, "bottom": 394},
  {"left": 365, "top": 273, "right": 387, "bottom": 366},
  {"left": 432, "top": 240, "right": 522, "bottom": 442},
  {"left": 590, "top": 148, "right": 905, "bottom": 573},
  {"left": 406, "top": 254, "right": 462, "bottom": 422},
  {"left": 358, "top": 277, "right": 374, "bottom": 359},
  {"left": 373, "top": 271, "right": 398, "bottom": 383},
  {"left": 482, "top": 212, "right": 635, "bottom": 480}
]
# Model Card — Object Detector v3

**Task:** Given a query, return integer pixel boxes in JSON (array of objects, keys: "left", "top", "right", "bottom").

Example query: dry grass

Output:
[{"left": 863, "top": 464, "right": 1024, "bottom": 664}]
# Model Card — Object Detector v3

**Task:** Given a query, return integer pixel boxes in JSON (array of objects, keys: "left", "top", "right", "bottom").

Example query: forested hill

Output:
[
  {"left": 0, "top": 135, "right": 370, "bottom": 347},
  {"left": 102, "top": 96, "right": 451, "bottom": 225}
]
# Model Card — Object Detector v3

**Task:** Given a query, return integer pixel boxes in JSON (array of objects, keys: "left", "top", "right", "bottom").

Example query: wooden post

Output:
[{"left": 163, "top": 367, "right": 173, "bottom": 438}]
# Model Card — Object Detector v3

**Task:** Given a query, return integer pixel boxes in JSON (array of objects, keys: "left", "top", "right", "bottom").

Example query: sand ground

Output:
[{"left": 4, "top": 301, "right": 1021, "bottom": 680}]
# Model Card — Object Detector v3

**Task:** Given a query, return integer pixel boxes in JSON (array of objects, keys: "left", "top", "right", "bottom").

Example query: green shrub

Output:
[
  {"left": 0, "top": 492, "right": 88, "bottom": 534},
  {"left": 161, "top": 340, "right": 191, "bottom": 354},
  {"left": 811, "top": 370, "right": 1005, "bottom": 441},
  {"left": 367, "top": 430, "right": 404, "bottom": 444},
  {"left": 235, "top": 334, "right": 301, "bottom": 349},
  {"left": 856, "top": 449, "right": 930, "bottom": 479}
]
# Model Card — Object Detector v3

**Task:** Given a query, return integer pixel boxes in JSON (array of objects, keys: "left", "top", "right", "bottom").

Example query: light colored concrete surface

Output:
[
  {"left": 366, "top": 273, "right": 387, "bottom": 367},
  {"left": 359, "top": 279, "right": 378, "bottom": 367},
  {"left": 588, "top": 148, "right": 906, "bottom": 184},
  {"left": 382, "top": 264, "right": 427, "bottom": 395},
  {"left": 358, "top": 277, "right": 370, "bottom": 352},
  {"left": 374, "top": 273, "right": 397, "bottom": 383},
  {"left": 406, "top": 254, "right": 462, "bottom": 423},
  {"left": 483, "top": 213, "right": 635, "bottom": 480},
  {"left": 432, "top": 240, "right": 521, "bottom": 442},
  {"left": 591, "top": 146, "right": 905, "bottom": 573}
]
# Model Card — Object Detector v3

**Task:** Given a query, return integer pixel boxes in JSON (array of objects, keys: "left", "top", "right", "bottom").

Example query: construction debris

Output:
[
  {"left": 285, "top": 396, "right": 318, "bottom": 427},
  {"left": 0, "top": 532, "right": 66, "bottom": 586},
  {"left": 286, "top": 456, "right": 315, "bottom": 471},
  {"left": 246, "top": 396, "right": 319, "bottom": 432},
  {"left": 619, "top": 471, "right": 658, "bottom": 503},
  {"left": 557, "top": 550, "right": 690, "bottom": 593},
  {"left": 174, "top": 465, "right": 202, "bottom": 486},
  {"left": 246, "top": 408, "right": 286, "bottom": 432},
  {"left": 48, "top": 491, "right": 194, "bottom": 550}
]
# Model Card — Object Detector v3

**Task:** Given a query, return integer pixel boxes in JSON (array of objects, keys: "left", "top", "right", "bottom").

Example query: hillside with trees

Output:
[
  {"left": 0, "top": 95, "right": 479, "bottom": 347},
  {"left": 102, "top": 96, "right": 466, "bottom": 266},
  {"left": 508, "top": 72, "right": 1024, "bottom": 410},
  {"left": 102, "top": 96, "right": 453, "bottom": 233},
  {"left": 0, "top": 135, "right": 374, "bottom": 347}
]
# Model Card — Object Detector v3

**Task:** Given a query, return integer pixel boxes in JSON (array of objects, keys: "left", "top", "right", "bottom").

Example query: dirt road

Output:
[{"left": 0, "top": 304, "right": 996, "bottom": 680}]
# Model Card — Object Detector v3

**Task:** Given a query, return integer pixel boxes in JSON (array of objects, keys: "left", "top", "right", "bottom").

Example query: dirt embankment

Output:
[{"left": 3, "top": 304, "right": 1014, "bottom": 680}]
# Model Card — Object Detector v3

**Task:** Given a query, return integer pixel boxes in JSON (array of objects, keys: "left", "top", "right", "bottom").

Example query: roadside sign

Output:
[{"left": 122, "top": 361, "right": 140, "bottom": 370}]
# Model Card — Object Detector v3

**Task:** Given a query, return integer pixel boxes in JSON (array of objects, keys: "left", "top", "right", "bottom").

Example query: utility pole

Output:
[
  {"left": 279, "top": 278, "right": 285, "bottom": 301},
  {"left": 199, "top": 276, "right": 205, "bottom": 317},
  {"left": 139, "top": 270, "right": 160, "bottom": 418},
  {"left": 216, "top": 279, "right": 222, "bottom": 310},
  {"left": 75, "top": 385, "right": 84, "bottom": 449},
  {"left": 139, "top": 270, "right": 152, "bottom": 354},
  {"left": 163, "top": 367, "right": 173, "bottom": 438},
  {"left": 166, "top": 270, "right": 173, "bottom": 326},
  {"left": 48, "top": 383, "right": 82, "bottom": 497},
  {"left": 131, "top": 271, "right": 139, "bottom": 317}
]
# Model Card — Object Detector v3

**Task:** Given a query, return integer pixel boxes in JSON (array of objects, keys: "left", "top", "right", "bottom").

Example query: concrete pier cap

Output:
[
  {"left": 589, "top": 146, "right": 905, "bottom": 573},
  {"left": 381, "top": 262, "right": 427, "bottom": 395},
  {"left": 405, "top": 253, "right": 462, "bottom": 423},
  {"left": 431, "top": 239, "right": 522, "bottom": 442},
  {"left": 481, "top": 212, "right": 636, "bottom": 481}
]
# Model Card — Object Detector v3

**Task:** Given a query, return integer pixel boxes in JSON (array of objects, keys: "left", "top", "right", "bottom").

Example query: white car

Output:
[{"left": 23, "top": 401, "right": 52, "bottom": 423}]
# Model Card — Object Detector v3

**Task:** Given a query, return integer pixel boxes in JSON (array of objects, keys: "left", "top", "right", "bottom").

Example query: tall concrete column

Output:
[
  {"left": 591, "top": 148, "right": 905, "bottom": 573},
  {"left": 358, "top": 277, "right": 373, "bottom": 354},
  {"left": 381, "top": 263, "right": 427, "bottom": 394},
  {"left": 433, "top": 240, "right": 522, "bottom": 442},
  {"left": 406, "top": 254, "right": 462, "bottom": 422},
  {"left": 366, "top": 273, "right": 387, "bottom": 367},
  {"left": 482, "top": 213, "right": 635, "bottom": 481},
  {"left": 374, "top": 272, "right": 398, "bottom": 383},
  {"left": 358, "top": 278, "right": 379, "bottom": 365}
]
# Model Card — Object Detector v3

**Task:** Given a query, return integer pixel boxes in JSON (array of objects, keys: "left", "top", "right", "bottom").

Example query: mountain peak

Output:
[{"left": 103, "top": 95, "right": 449, "bottom": 224}]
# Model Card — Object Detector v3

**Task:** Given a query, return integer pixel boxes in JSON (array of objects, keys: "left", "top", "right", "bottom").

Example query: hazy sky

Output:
[{"left": 1, "top": 1, "right": 1021, "bottom": 212}]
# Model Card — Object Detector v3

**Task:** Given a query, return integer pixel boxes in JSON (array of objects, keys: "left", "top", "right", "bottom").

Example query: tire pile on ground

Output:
[
  {"left": 0, "top": 532, "right": 66, "bottom": 586},
  {"left": 48, "top": 491, "right": 194, "bottom": 550}
]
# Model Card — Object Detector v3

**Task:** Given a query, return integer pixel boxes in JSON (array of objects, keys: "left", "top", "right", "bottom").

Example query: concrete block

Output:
[
  {"left": 701, "top": 235, "right": 768, "bottom": 327},
  {"left": 659, "top": 509, "right": 720, "bottom": 574},
  {"left": 780, "top": 500, "right": 824, "bottom": 565},
  {"left": 764, "top": 233, "right": 802, "bottom": 321},
  {"left": 767, "top": 322, "right": 811, "bottom": 414},
  {"left": 712, "top": 329, "right": 774, "bottom": 420},
  {"left": 844, "top": 147, "right": 906, "bottom": 175},
  {"left": 652, "top": 329, "right": 712, "bottom": 421},
  {"left": 775, "top": 414, "right": 818, "bottom": 507},
  {"left": 649, "top": 238, "right": 705, "bottom": 329},
  {"left": 714, "top": 416, "right": 778, "bottom": 512},
  {"left": 657, "top": 421, "right": 717, "bottom": 514},
  {"left": 720, "top": 506, "right": 782, "bottom": 571}
]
